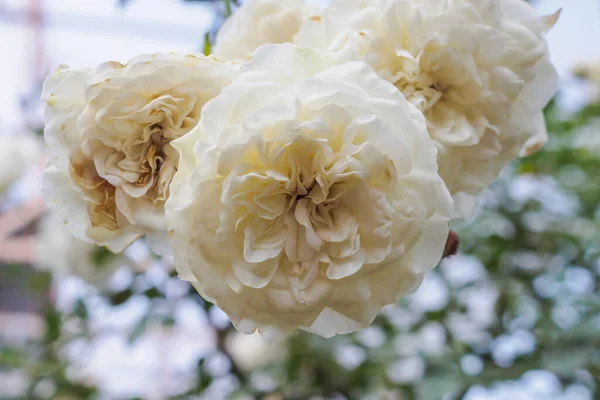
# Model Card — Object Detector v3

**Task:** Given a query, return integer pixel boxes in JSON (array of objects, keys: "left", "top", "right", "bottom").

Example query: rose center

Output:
[
  {"left": 136, "top": 125, "right": 168, "bottom": 189},
  {"left": 395, "top": 75, "right": 443, "bottom": 112}
]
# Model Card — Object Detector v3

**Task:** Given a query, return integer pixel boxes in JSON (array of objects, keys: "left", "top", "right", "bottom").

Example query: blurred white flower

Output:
[
  {"left": 408, "top": 272, "right": 449, "bottom": 313},
  {"left": 166, "top": 44, "right": 452, "bottom": 338},
  {"left": 393, "top": 322, "right": 446, "bottom": 357},
  {"left": 225, "top": 331, "right": 287, "bottom": 372},
  {"left": 35, "top": 212, "right": 124, "bottom": 287},
  {"left": 510, "top": 175, "right": 579, "bottom": 216},
  {"left": 574, "top": 61, "right": 600, "bottom": 79},
  {"left": 355, "top": 325, "right": 387, "bottom": 348},
  {"left": 334, "top": 343, "right": 367, "bottom": 370},
  {"left": 418, "top": 322, "right": 447, "bottom": 356},
  {"left": 213, "top": 0, "right": 319, "bottom": 62},
  {"left": 296, "top": 0, "right": 559, "bottom": 218},
  {"left": 459, "top": 284, "right": 499, "bottom": 328},
  {"left": 572, "top": 60, "right": 600, "bottom": 101},
  {"left": 446, "top": 312, "right": 491, "bottom": 346},
  {"left": 491, "top": 330, "right": 536, "bottom": 367},
  {"left": 0, "top": 134, "right": 41, "bottom": 194},
  {"left": 386, "top": 355, "right": 425, "bottom": 384},
  {"left": 461, "top": 354, "right": 484, "bottom": 376},
  {"left": 41, "top": 53, "right": 238, "bottom": 254},
  {"left": 440, "top": 254, "right": 487, "bottom": 288},
  {"left": 573, "top": 118, "right": 600, "bottom": 151}
]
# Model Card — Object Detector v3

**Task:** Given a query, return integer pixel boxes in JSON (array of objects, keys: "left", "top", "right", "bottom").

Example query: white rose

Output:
[
  {"left": 296, "top": 0, "right": 559, "bottom": 218},
  {"left": 213, "top": 0, "right": 319, "bottom": 62},
  {"left": 35, "top": 212, "right": 123, "bottom": 288},
  {"left": 42, "top": 53, "right": 238, "bottom": 254},
  {"left": 225, "top": 331, "right": 288, "bottom": 371},
  {"left": 166, "top": 44, "right": 452, "bottom": 338},
  {"left": 0, "top": 134, "right": 41, "bottom": 194}
]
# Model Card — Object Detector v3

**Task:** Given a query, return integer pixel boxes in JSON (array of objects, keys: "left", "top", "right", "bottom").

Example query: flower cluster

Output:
[
  {"left": 42, "top": 0, "right": 558, "bottom": 337},
  {"left": 295, "top": 0, "right": 559, "bottom": 217}
]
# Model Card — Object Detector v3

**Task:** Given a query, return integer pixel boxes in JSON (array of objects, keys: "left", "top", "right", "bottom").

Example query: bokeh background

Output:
[{"left": 1, "top": 0, "right": 599, "bottom": 399}]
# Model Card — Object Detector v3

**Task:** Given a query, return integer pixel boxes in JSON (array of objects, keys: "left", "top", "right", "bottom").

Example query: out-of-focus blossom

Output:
[{"left": 225, "top": 331, "right": 287, "bottom": 372}]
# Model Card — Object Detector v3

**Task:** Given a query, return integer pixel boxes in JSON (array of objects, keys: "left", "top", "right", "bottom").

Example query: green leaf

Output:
[
  {"left": 74, "top": 298, "right": 89, "bottom": 320},
  {"left": 143, "top": 287, "right": 163, "bottom": 299},
  {"left": 110, "top": 288, "right": 133, "bottom": 306},
  {"left": 91, "top": 246, "right": 114, "bottom": 267},
  {"left": 128, "top": 316, "right": 149, "bottom": 344},
  {"left": 544, "top": 346, "right": 594, "bottom": 375},
  {"left": 162, "top": 316, "right": 176, "bottom": 327},
  {"left": 224, "top": 0, "right": 232, "bottom": 18},
  {"left": 203, "top": 32, "right": 211, "bottom": 56},
  {"left": 44, "top": 309, "right": 62, "bottom": 343},
  {"left": 417, "top": 373, "right": 464, "bottom": 400}
]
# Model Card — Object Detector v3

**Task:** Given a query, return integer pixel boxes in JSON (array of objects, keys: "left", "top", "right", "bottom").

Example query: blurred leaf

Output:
[
  {"left": 143, "top": 287, "right": 163, "bottom": 299},
  {"left": 417, "top": 373, "right": 464, "bottom": 400},
  {"left": 92, "top": 246, "right": 114, "bottom": 267},
  {"left": 74, "top": 298, "right": 89, "bottom": 320},
  {"left": 110, "top": 288, "right": 133, "bottom": 306},
  {"left": 203, "top": 32, "right": 212, "bottom": 56},
  {"left": 44, "top": 309, "right": 62, "bottom": 344},
  {"left": 0, "top": 347, "right": 27, "bottom": 369},
  {"left": 544, "top": 346, "right": 594, "bottom": 375},
  {"left": 224, "top": 0, "right": 232, "bottom": 18},
  {"left": 129, "top": 315, "right": 149, "bottom": 344}
]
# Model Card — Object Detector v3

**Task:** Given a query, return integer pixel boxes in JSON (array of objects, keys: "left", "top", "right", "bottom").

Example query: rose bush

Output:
[
  {"left": 42, "top": 53, "right": 238, "bottom": 254},
  {"left": 295, "top": 0, "right": 559, "bottom": 218},
  {"left": 166, "top": 45, "right": 452, "bottom": 337}
]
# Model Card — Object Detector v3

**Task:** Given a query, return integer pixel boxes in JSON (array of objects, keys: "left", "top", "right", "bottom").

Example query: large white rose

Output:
[
  {"left": 42, "top": 53, "right": 238, "bottom": 254},
  {"left": 166, "top": 45, "right": 452, "bottom": 338},
  {"left": 0, "top": 134, "right": 41, "bottom": 194},
  {"left": 296, "top": 0, "right": 559, "bottom": 218},
  {"left": 213, "top": 0, "right": 319, "bottom": 62}
]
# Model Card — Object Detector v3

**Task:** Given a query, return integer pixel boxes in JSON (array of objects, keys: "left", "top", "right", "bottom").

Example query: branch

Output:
[{"left": 443, "top": 230, "right": 460, "bottom": 258}]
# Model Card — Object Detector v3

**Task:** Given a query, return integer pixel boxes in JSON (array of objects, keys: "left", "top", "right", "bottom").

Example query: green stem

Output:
[
  {"left": 224, "top": 0, "right": 232, "bottom": 18},
  {"left": 203, "top": 32, "right": 211, "bottom": 56}
]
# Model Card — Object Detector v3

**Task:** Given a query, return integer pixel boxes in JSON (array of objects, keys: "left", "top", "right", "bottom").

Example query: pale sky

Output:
[{"left": 1, "top": 0, "right": 598, "bottom": 132}]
